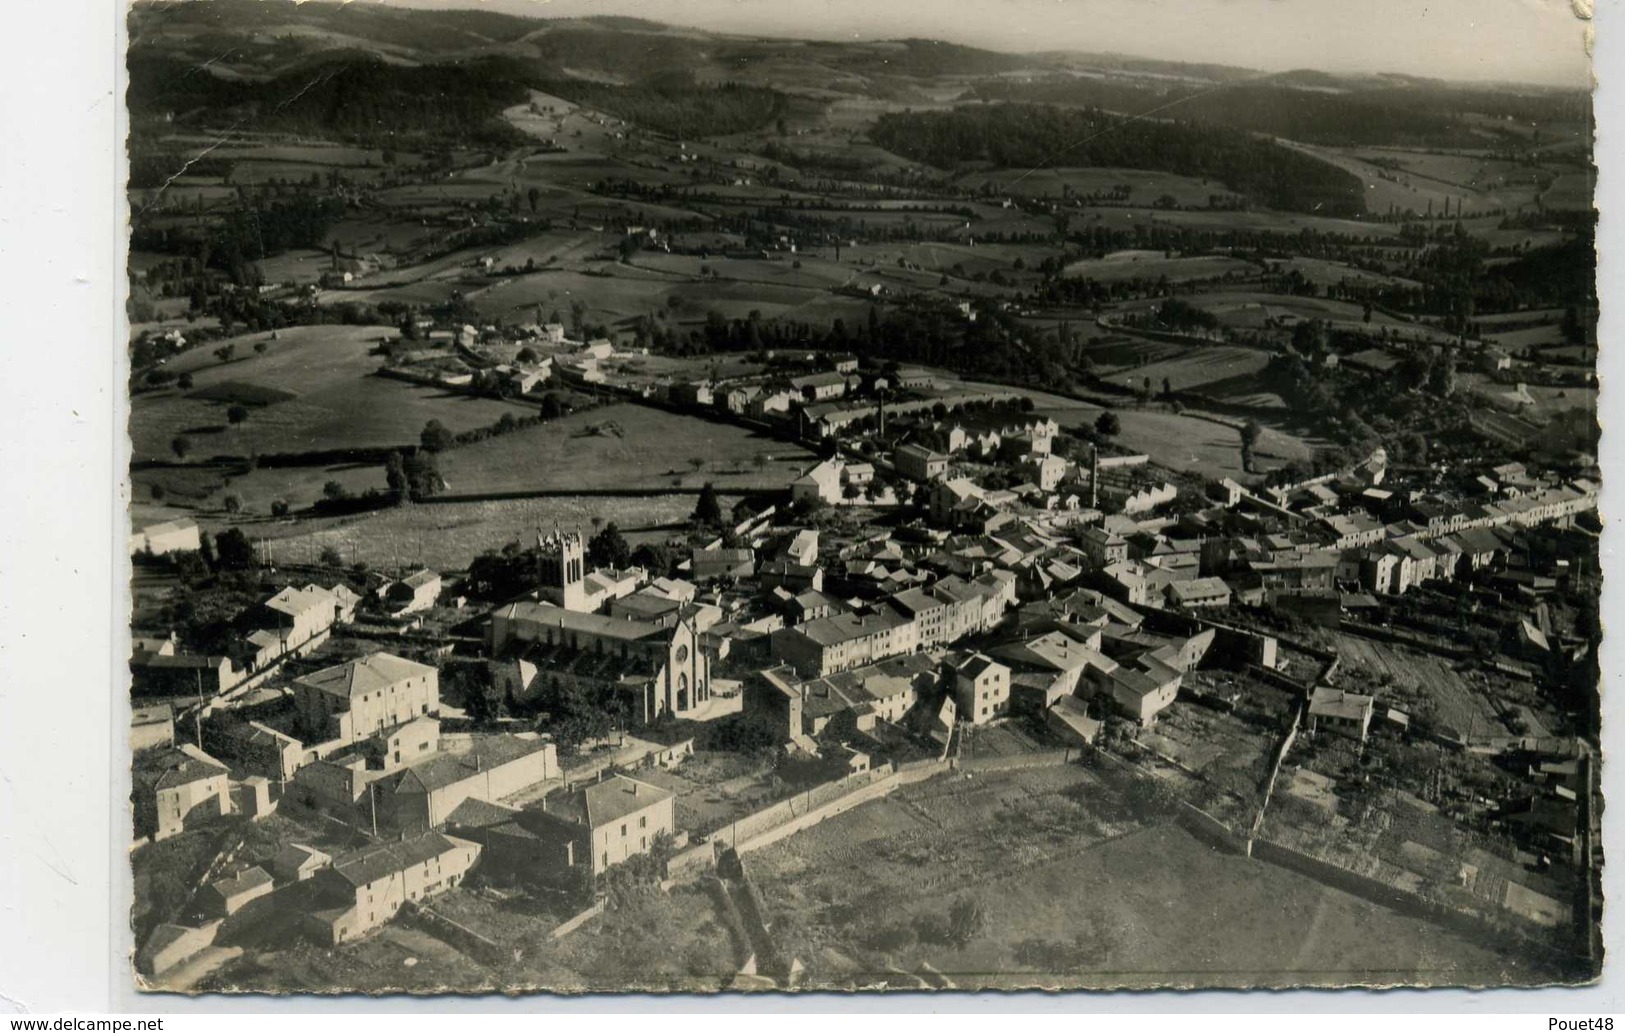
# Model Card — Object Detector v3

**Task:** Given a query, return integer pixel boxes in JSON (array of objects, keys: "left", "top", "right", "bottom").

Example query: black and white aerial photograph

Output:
[{"left": 122, "top": 0, "right": 1600, "bottom": 995}]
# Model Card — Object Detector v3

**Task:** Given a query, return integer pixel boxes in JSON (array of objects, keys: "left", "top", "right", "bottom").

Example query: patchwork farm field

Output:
[
  {"left": 747, "top": 766, "right": 1550, "bottom": 988},
  {"left": 130, "top": 325, "right": 533, "bottom": 461},
  {"left": 467, "top": 268, "right": 700, "bottom": 324}
]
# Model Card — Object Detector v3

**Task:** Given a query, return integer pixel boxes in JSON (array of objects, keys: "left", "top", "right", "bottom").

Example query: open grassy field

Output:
[
  {"left": 482, "top": 229, "right": 613, "bottom": 271},
  {"left": 844, "top": 239, "right": 1049, "bottom": 281},
  {"left": 467, "top": 267, "right": 692, "bottom": 324},
  {"left": 253, "top": 248, "right": 338, "bottom": 285},
  {"left": 1063, "top": 251, "right": 1255, "bottom": 284},
  {"left": 1274, "top": 256, "right": 1421, "bottom": 290},
  {"left": 439, "top": 402, "right": 814, "bottom": 495},
  {"left": 1081, "top": 339, "right": 1277, "bottom": 402},
  {"left": 946, "top": 372, "right": 1313, "bottom": 479},
  {"left": 244, "top": 491, "right": 733, "bottom": 571},
  {"left": 130, "top": 325, "right": 533, "bottom": 462},
  {"left": 1485, "top": 324, "right": 1565, "bottom": 351},
  {"left": 747, "top": 765, "right": 1550, "bottom": 988},
  {"left": 1344, "top": 148, "right": 1550, "bottom": 211},
  {"left": 1275, "top": 141, "right": 1532, "bottom": 218},
  {"left": 1044, "top": 402, "right": 1300, "bottom": 479},
  {"left": 1541, "top": 170, "right": 1597, "bottom": 211},
  {"left": 132, "top": 456, "right": 389, "bottom": 515}
]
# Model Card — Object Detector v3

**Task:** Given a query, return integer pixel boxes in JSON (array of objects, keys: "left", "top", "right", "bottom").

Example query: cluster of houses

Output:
[
  {"left": 404, "top": 320, "right": 617, "bottom": 396},
  {"left": 132, "top": 633, "right": 689, "bottom": 976},
  {"left": 131, "top": 580, "right": 362, "bottom": 699},
  {"left": 130, "top": 337, "right": 1602, "bottom": 977}
]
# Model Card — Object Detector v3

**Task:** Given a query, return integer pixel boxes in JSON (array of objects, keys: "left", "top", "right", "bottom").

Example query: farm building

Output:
[
  {"left": 1166, "top": 577, "right": 1232, "bottom": 610},
  {"left": 790, "top": 371, "right": 848, "bottom": 401},
  {"left": 130, "top": 518, "right": 200, "bottom": 557},
  {"left": 1307, "top": 686, "right": 1375, "bottom": 742},
  {"left": 130, "top": 653, "right": 238, "bottom": 699},
  {"left": 204, "top": 866, "right": 274, "bottom": 917},
  {"left": 270, "top": 844, "right": 331, "bottom": 884},
  {"left": 384, "top": 568, "right": 442, "bottom": 616},
  {"left": 1045, "top": 694, "right": 1102, "bottom": 746}
]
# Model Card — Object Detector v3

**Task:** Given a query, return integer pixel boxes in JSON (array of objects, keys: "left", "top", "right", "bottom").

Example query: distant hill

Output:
[
  {"left": 970, "top": 73, "right": 1590, "bottom": 149},
  {"left": 126, "top": 0, "right": 1590, "bottom": 155}
]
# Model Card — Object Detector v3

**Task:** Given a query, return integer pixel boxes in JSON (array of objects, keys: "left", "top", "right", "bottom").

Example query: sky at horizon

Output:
[{"left": 390, "top": 0, "right": 1594, "bottom": 89}]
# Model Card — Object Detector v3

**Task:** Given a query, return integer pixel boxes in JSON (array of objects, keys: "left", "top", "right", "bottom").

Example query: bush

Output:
[
  {"left": 862, "top": 922, "right": 918, "bottom": 953},
  {"left": 911, "top": 911, "right": 953, "bottom": 945},
  {"left": 946, "top": 897, "right": 986, "bottom": 948}
]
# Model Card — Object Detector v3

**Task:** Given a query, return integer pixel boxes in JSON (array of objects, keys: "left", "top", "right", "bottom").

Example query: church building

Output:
[{"left": 488, "top": 602, "right": 714, "bottom": 725}]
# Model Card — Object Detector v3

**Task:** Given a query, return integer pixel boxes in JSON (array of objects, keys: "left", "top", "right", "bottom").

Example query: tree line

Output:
[{"left": 869, "top": 103, "right": 1367, "bottom": 216}]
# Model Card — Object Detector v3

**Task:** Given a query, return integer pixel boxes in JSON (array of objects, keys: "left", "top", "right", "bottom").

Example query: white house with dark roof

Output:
[
  {"left": 952, "top": 653, "right": 1011, "bottom": 725},
  {"left": 1307, "top": 686, "right": 1375, "bottom": 742}
]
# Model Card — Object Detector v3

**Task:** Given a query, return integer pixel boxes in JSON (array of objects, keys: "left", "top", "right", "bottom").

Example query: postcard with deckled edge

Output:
[{"left": 125, "top": 0, "right": 1600, "bottom": 993}]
